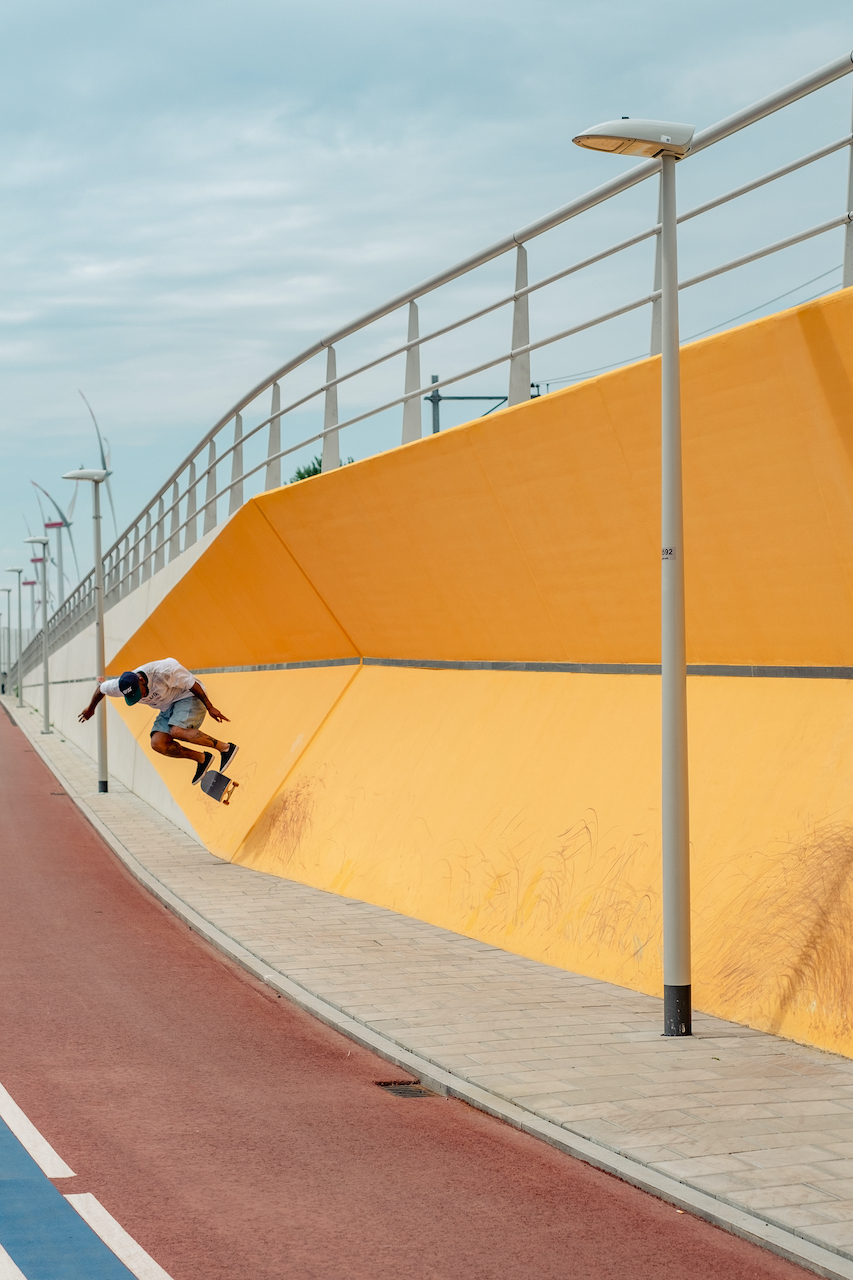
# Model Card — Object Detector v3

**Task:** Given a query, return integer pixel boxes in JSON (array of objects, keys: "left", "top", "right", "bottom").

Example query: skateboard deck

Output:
[{"left": 200, "top": 769, "right": 239, "bottom": 804}]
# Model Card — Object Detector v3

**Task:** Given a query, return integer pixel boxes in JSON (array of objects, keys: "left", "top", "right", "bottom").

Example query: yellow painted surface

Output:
[
  {"left": 104, "top": 287, "right": 853, "bottom": 1058},
  {"left": 113, "top": 501, "right": 357, "bottom": 672}
]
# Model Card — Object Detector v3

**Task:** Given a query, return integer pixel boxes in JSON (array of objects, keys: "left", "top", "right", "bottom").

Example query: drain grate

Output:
[{"left": 376, "top": 1080, "right": 437, "bottom": 1098}]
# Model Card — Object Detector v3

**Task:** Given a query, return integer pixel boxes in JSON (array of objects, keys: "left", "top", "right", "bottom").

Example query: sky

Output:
[{"left": 1, "top": 0, "right": 852, "bottom": 605}]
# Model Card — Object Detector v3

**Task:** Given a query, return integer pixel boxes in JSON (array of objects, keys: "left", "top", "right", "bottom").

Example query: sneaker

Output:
[
  {"left": 192, "top": 752, "right": 214, "bottom": 785},
  {"left": 219, "top": 742, "right": 239, "bottom": 772}
]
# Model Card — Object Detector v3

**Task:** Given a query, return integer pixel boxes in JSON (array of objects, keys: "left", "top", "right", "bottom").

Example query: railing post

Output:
[
  {"left": 265, "top": 383, "right": 282, "bottom": 490},
  {"left": 104, "top": 549, "right": 116, "bottom": 603},
  {"left": 321, "top": 346, "right": 340, "bottom": 472},
  {"left": 401, "top": 301, "right": 422, "bottom": 443},
  {"left": 203, "top": 440, "right": 218, "bottom": 535},
  {"left": 129, "top": 526, "right": 140, "bottom": 594},
  {"left": 141, "top": 511, "right": 152, "bottom": 582},
  {"left": 650, "top": 178, "right": 663, "bottom": 355},
  {"left": 185, "top": 460, "right": 197, "bottom": 548},
  {"left": 507, "top": 245, "right": 531, "bottom": 406},
  {"left": 153, "top": 496, "right": 166, "bottom": 573},
  {"left": 168, "top": 481, "right": 181, "bottom": 561},
  {"left": 844, "top": 88, "right": 853, "bottom": 288},
  {"left": 229, "top": 413, "right": 243, "bottom": 515}
]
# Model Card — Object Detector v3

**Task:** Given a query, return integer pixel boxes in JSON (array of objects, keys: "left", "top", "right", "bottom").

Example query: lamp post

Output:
[
  {"left": 63, "top": 468, "right": 109, "bottom": 792},
  {"left": 24, "top": 536, "right": 51, "bottom": 734},
  {"left": 573, "top": 117, "right": 695, "bottom": 1036},
  {"left": 0, "top": 587, "right": 10, "bottom": 694},
  {"left": 6, "top": 569, "right": 23, "bottom": 707}
]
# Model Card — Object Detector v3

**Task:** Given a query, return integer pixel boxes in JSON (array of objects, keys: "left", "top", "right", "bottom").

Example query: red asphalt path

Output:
[{"left": 0, "top": 708, "right": 814, "bottom": 1280}]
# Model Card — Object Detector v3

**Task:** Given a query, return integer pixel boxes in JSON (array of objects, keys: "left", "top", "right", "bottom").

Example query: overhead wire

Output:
[{"left": 535, "top": 264, "right": 844, "bottom": 392}]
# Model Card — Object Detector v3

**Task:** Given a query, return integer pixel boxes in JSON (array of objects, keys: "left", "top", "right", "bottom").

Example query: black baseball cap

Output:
[{"left": 118, "top": 671, "right": 143, "bottom": 706}]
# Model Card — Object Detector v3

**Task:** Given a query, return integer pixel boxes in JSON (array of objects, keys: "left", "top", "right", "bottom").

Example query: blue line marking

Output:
[{"left": 0, "top": 1118, "right": 135, "bottom": 1279}]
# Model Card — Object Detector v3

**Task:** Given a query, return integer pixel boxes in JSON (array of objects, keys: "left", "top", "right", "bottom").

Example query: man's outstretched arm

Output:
[
  {"left": 79, "top": 682, "right": 104, "bottom": 723},
  {"left": 191, "top": 680, "right": 230, "bottom": 724}
]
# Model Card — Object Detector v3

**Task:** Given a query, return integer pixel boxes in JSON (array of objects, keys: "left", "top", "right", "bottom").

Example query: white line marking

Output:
[
  {"left": 0, "top": 1084, "right": 74, "bottom": 1178},
  {"left": 0, "top": 1244, "right": 27, "bottom": 1280},
  {"left": 65, "top": 1195, "right": 174, "bottom": 1280}
]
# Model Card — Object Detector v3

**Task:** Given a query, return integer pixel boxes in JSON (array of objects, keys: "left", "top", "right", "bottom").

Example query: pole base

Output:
[
  {"left": 664, "top": 984, "right": 692, "bottom": 1036},
  {"left": 98, "top": 780, "right": 108, "bottom": 793}
]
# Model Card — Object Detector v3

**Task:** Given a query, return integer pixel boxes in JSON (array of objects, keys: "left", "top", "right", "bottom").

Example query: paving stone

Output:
[
  {"left": 804, "top": 1199, "right": 853, "bottom": 1223},
  {"left": 652, "top": 1154, "right": 753, "bottom": 1177},
  {"left": 738, "top": 1145, "right": 841, "bottom": 1168},
  {"left": 728, "top": 1184, "right": 840, "bottom": 1210},
  {"left": 802, "top": 1221, "right": 853, "bottom": 1247}
]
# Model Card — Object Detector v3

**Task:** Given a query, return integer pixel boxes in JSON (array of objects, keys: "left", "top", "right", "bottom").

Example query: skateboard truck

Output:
[{"left": 200, "top": 770, "right": 239, "bottom": 805}]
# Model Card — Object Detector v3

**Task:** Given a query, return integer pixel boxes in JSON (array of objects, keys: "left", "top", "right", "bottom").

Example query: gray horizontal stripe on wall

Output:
[
  {"left": 23, "top": 676, "right": 98, "bottom": 688},
  {"left": 193, "top": 658, "right": 362, "bottom": 674},
  {"left": 190, "top": 658, "right": 853, "bottom": 679},
  {"left": 21, "top": 661, "right": 853, "bottom": 687}
]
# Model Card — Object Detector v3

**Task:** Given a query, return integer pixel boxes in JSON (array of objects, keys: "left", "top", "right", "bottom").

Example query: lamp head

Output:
[
  {"left": 572, "top": 118, "right": 694, "bottom": 159},
  {"left": 5, "top": 568, "right": 23, "bottom": 574},
  {"left": 24, "top": 536, "right": 49, "bottom": 546},
  {"left": 62, "top": 468, "right": 108, "bottom": 482}
]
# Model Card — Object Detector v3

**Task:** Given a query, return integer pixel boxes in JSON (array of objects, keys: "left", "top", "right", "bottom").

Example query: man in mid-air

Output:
[{"left": 80, "top": 656, "right": 238, "bottom": 786}]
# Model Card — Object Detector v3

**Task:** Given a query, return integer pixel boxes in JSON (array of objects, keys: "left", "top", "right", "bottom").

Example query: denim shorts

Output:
[{"left": 150, "top": 695, "right": 206, "bottom": 737}]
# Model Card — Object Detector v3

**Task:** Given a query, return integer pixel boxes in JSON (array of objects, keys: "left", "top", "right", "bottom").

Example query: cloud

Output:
[{"left": 0, "top": 0, "right": 851, "bottom": 591}]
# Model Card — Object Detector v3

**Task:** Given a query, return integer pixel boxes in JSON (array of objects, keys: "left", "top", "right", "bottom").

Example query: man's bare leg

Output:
[
  {"left": 170, "top": 726, "right": 229, "bottom": 753},
  {"left": 151, "top": 730, "right": 204, "bottom": 763}
]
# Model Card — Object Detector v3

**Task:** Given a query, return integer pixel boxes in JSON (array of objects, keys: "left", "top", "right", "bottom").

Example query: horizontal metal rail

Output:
[
  {"left": 678, "top": 214, "right": 851, "bottom": 291},
  {"left": 678, "top": 135, "right": 853, "bottom": 223}
]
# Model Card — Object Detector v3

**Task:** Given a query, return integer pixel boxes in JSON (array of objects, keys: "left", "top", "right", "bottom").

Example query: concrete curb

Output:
[{"left": 8, "top": 700, "right": 853, "bottom": 1280}]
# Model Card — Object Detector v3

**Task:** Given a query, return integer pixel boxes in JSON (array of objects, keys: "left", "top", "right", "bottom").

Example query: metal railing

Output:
[{"left": 19, "top": 51, "right": 853, "bottom": 679}]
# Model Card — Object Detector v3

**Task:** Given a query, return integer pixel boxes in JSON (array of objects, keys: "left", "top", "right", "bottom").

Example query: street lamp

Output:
[
  {"left": 0, "top": 587, "right": 10, "bottom": 694},
  {"left": 63, "top": 468, "right": 109, "bottom": 792},
  {"left": 573, "top": 116, "right": 695, "bottom": 1037},
  {"left": 5, "top": 569, "right": 23, "bottom": 707},
  {"left": 24, "top": 535, "right": 51, "bottom": 734}
]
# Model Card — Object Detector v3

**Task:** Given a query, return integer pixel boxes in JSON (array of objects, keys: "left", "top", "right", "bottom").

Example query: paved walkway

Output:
[{"left": 9, "top": 697, "right": 853, "bottom": 1279}]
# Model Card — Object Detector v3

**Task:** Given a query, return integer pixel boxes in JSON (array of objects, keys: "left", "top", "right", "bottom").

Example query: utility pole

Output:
[
  {"left": 424, "top": 375, "right": 509, "bottom": 434},
  {"left": 64, "top": 468, "right": 109, "bottom": 790},
  {"left": 6, "top": 569, "right": 23, "bottom": 707},
  {"left": 0, "top": 587, "right": 10, "bottom": 694},
  {"left": 24, "top": 536, "right": 51, "bottom": 733}
]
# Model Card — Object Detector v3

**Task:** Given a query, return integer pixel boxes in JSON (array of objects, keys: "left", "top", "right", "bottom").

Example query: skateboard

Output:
[{"left": 200, "top": 769, "right": 239, "bottom": 805}]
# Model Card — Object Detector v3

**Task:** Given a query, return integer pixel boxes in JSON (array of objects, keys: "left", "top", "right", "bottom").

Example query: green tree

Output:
[{"left": 289, "top": 455, "right": 353, "bottom": 483}]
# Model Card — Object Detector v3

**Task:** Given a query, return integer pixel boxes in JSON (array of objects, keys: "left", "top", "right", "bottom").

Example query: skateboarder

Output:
[{"left": 79, "top": 657, "right": 237, "bottom": 786}]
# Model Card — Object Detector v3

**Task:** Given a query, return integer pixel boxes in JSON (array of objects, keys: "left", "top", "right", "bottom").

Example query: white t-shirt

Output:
[{"left": 101, "top": 658, "right": 203, "bottom": 711}]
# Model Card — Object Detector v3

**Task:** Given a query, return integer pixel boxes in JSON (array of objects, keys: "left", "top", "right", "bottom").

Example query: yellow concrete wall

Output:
[{"left": 106, "top": 285, "right": 853, "bottom": 1058}]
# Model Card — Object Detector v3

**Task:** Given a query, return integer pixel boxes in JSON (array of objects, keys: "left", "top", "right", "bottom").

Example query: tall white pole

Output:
[
  {"left": 92, "top": 481, "right": 108, "bottom": 792},
  {"left": 39, "top": 548, "right": 50, "bottom": 733},
  {"left": 0, "top": 588, "right": 10, "bottom": 694},
  {"left": 17, "top": 572, "right": 22, "bottom": 707},
  {"left": 9, "top": 570, "right": 24, "bottom": 707},
  {"left": 843, "top": 82, "right": 853, "bottom": 289},
  {"left": 660, "top": 153, "right": 691, "bottom": 1036}
]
